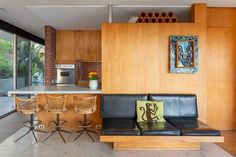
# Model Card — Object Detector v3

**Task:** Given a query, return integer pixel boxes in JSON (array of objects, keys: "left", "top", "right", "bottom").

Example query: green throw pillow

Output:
[{"left": 136, "top": 100, "right": 165, "bottom": 123}]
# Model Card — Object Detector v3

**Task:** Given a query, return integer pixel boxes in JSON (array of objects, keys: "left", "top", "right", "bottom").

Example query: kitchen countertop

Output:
[{"left": 8, "top": 85, "right": 102, "bottom": 96}]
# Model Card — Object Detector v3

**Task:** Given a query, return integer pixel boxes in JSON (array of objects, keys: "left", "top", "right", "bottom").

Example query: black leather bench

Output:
[{"left": 100, "top": 94, "right": 223, "bottom": 150}]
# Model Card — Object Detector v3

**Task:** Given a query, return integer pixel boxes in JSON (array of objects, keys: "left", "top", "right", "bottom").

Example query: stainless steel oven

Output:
[{"left": 56, "top": 64, "right": 75, "bottom": 85}]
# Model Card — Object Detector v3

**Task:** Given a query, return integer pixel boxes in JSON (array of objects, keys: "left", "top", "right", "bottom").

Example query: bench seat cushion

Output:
[
  {"left": 102, "top": 118, "right": 140, "bottom": 135},
  {"left": 137, "top": 122, "right": 181, "bottom": 136},
  {"left": 167, "top": 119, "right": 221, "bottom": 136}
]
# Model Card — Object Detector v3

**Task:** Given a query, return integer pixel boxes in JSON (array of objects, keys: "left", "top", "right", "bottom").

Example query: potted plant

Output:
[{"left": 88, "top": 72, "right": 98, "bottom": 89}]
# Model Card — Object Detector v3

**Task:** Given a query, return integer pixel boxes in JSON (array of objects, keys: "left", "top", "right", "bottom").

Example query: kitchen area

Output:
[
  {"left": 8, "top": 29, "right": 103, "bottom": 135},
  {"left": 55, "top": 30, "right": 102, "bottom": 87}
]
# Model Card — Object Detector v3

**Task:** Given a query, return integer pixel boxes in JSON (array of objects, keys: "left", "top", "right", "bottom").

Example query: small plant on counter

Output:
[
  {"left": 88, "top": 72, "right": 98, "bottom": 89},
  {"left": 88, "top": 72, "right": 98, "bottom": 80}
]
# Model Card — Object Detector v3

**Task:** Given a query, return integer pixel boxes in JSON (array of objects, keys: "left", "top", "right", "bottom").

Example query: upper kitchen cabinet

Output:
[
  {"left": 75, "top": 30, "right": 101, "bottom": 61},
  {"left": 56, "top": 30, "right": 75, "bottom": 63}
]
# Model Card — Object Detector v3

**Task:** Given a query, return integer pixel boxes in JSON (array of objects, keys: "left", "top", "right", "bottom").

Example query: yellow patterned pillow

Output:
[{"left": 136, "top": 100, "right": 165, "bottom": 123}]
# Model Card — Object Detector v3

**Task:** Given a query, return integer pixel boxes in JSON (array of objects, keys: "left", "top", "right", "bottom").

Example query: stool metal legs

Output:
[
  {"left": 73, "top": 114, "right": 97, "bottom": 142},
  {"left": 43, "top": 114, "right": 71, "bottom": 143},
  {"left": 15, "top": 114, "right": 47, "bottom": 142}
]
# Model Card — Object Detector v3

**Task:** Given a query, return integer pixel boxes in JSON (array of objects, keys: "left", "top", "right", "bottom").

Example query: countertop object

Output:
[{"left": 8, "top": 85, "right": 102, "bottom": 96}]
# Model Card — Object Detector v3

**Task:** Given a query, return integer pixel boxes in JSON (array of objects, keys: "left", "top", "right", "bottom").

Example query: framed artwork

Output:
[{"left": 170, "top": 35, "right": 199, "bottom": 73}]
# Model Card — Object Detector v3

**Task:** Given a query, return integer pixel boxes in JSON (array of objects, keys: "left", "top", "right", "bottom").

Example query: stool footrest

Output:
[
  {"left": 48, "top": 119, "right": 67, "bottom": 128},
  {"left": 23, "top": 119, "right": 42, "bottom": 128},
  {"left": 78, "top": 121, "right": 93, "bottom": 128}
]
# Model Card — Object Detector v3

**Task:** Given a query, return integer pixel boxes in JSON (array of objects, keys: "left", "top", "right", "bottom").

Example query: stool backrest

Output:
[
  {"left": 73, "top": 95, "right": 97, "bottom": 114},
  {"left": 45, "top": 95, "right": 67, "bottom": 112},
  {"left": 15, "top": 96, "right": 38, "bottom": 113}
]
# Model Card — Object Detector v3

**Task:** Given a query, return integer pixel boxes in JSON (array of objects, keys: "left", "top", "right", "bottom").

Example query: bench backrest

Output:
[
  {"left": 101, "top": 94, "right": 148, "bottom": 118},
  {"left": 149, "top": 94, "right": 198, "bottom": 119}
]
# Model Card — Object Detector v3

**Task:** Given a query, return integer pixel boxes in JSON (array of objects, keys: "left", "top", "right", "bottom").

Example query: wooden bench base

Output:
[
  {"left": 113, "top": 142, "right": 200, "bottom": 150},
  {"left": 100, "top": 136, "right": 224, "bottom": 150}
]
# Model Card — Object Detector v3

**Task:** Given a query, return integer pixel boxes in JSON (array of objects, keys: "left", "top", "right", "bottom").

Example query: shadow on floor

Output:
[{"left": 0, "top": 112, "right": 27, "bottom": 142}]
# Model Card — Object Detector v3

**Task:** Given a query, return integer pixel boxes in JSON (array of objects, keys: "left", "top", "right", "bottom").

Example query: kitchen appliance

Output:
[{"left": 56, "top": 64, "right": 76, "bottom": 85}]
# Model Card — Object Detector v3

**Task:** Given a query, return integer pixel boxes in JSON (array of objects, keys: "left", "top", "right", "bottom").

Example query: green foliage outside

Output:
[
  {"left": 31, "top": 43, "right": 44, "bottom": 76},
  {"left": 17, "top": 38, "right": 44, "bottom": 86},
  {"left": 0, "top": 38, "right": 44, "bottom": 82},
  {"left": 0, "top": 39, "right": 13, "bottom": 79}
]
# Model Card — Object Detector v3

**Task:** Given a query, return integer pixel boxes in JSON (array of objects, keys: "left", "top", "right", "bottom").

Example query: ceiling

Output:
[{"left": 0, "top": 0, "right": 236, "bottom": 39}]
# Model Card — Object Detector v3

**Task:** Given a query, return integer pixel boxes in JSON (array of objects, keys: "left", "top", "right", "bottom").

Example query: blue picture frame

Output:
[{"left": 170, "top": 35, "right": 199, "bottom": 73}]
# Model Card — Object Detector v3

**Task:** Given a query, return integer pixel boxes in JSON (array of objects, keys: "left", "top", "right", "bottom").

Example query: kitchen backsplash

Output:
[{"left": 77, "top": 61, "right": 101, "bottom": 83}]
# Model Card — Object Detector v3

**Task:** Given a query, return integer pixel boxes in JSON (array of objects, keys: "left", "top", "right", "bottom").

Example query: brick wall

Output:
[
  {"left": 77, "top": 61, "right": 102, "bottom": 83},
  {"left": 44, "top": 26, "right": 56, "bottom": 86}
]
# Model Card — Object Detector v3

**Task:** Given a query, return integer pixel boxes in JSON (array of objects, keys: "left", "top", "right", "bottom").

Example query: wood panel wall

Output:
[
  {"left": 207, "top": 8, "right": 236, "bottom": 28},
  {"left": 102, "top": 5, "right": 236, "bottom": 129},
  {"left": 206, "top": 7, "right": 236, "bottom": 130},
  {"left": 102, "top": 21, "right": 207, "bottom": 122},
  {"left": 102, "top": 24, "right": 160, "bottom": 93},
  {"left": 207, "top": 28, "right": 236, "bottom": 130}
]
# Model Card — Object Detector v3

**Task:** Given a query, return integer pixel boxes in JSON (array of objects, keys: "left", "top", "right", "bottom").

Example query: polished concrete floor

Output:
[
  {"left": 0, "top": 113, "right": 26, "bottom": 142},
  {"left": 0, "top": 127, "right": 233, "bottom": 157},
  {"left": 0, "top": 96, "right": 14, "bottom": 117}
]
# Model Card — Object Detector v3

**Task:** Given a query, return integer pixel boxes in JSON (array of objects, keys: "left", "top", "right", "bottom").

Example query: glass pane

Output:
[
  {"left": 31, "top": 42, "right": 45, "bottom": 86},
  {"left": 0, "top": 30, "right": 14, "bottom": 116},
  {"left": 16, "top": 36, "right": 31, "bottom": 88}
]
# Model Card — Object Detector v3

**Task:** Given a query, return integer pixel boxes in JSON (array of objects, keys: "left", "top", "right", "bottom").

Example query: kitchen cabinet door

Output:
[
  {"left": 56, "top": 30, "right": 75, "bottom": 62},
  {"left": 75, "top": 30, "right": 101, "bottom": 61}
]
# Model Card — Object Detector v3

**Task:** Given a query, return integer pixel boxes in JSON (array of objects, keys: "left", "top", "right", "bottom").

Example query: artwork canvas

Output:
[
  {"left": 176, "top": 40, "right": 194, "bottom": 68},
  {"left": 170, "top": 36, "right": 198, "bottom": 73}
]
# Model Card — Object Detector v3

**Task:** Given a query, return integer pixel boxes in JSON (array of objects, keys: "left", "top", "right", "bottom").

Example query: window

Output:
[
  {"left": 31, "top": 42, "right": 45, "bottom": 86},
  {"left": 0, "top": 30, "right": 14, "bottom": 116},
  {"left": 0, "top": 30, "right": 45, "bottom": 117},
  {"left": 16, "top": 36, "right": 45, "bottom": 88}
]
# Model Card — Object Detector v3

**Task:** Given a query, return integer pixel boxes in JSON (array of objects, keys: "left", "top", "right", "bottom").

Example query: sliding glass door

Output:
[
  {"left": 0, "top": 31, "right": 45, "bottom": 117},
  {"left": 16, "top": 37, "right": 45, "bottom": 88},
  {"left": 31, "top": 42, "right": 45, "bottom": 86},
  {"left": 16, "top": 36, "right": 31, "bottom": 88},
  {"left": 0, "top": 30, "right": 14, "bottom": 116}
]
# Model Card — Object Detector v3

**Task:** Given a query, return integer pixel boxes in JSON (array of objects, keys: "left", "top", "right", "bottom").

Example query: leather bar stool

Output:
[
  {"left": 43, "top": 95, "right": 71, "bottom": 143},
  {"left": 15, "top": 96, "right": 46, "bottom": 142},
  {"left": 73, "top": 95, "right": 97, "bottom": 142}
]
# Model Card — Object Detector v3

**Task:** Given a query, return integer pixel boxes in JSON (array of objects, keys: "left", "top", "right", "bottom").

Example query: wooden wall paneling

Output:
[
  {"left": 102, "top": 5, "right": 236, "bottom": 129},
  {"left": 56, "top": 30, "right": 75, "bottom": 62},
  {"left": 206, "top": 28, "right": 236, "bottom": 130},
  {"left": 102, "top": 24, "right": 160, "bottom": 94},
  {"left": 102, "top": 23, "right": 207, "bottom": 122},
  {"left": 158, "top": 23, "right": 207, "bottom": 122},
  {"left": 191, "top": 3, "right": 207, "bottom": 24},
  {"left": 75, "top": 30, "right": 101, "bottom": 61},
  {"left": 207, "top": 8, "right": 236, "bottom": 28}
]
